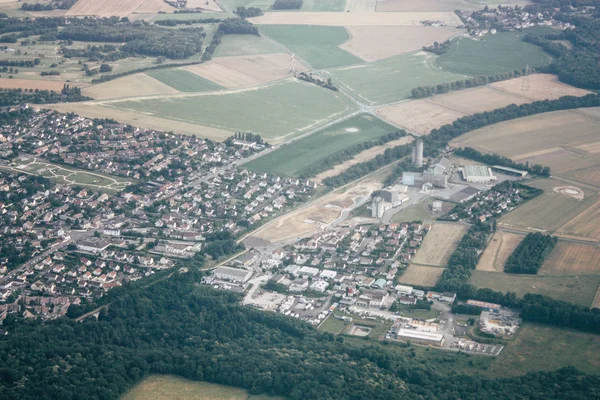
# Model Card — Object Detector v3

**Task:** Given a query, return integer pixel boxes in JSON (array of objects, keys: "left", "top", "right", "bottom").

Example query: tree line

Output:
[
  {"left": 454, "top": 147, "right": 550, "bottom": 176},
  {"left": 422, "top": 40, "right": 451, "bottom": 55},
  {"left": 154, "top": 18, "right": 223, "bottom": 26},
  {"left": 504, "top": 232, "right": 557, "bottom": 274},
  {"left": 203, "top": 18, "right": 259, "bottom": 62},
  {"left": 297, "top": 72, "right": 338, "bottom": 91},
  {"left": 0, "top": 266, "right": 599, "bottom": 399},
  {"left": 0, "top": 84, "right": 90, "bottom": 106},
  {"left": 234, "top": 6, "right": 263, "bottom": 18},
  {"left": 272, "top": 0, "right": 303, "bottom": 9},
  {"left": 411, "top": 67, "right": 534, "bottom": 98}
]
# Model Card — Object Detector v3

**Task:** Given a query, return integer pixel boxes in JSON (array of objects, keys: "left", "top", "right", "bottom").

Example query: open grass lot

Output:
[
  {"left": 259, "top": 25, "right": 363, "bottom": 69},
  {"left": 394, "top": 303, "right": 441, "bottom": 320},
  {"left": 412, "top": 223, "right": 467, "bottom": 267},
  {"left": 318, "top": 314, "right": 349, "bottom": 334},
  {"left": 122, "top": 375, "right": 283, "bottom": 400},
  {"left": 485, "top": 324, "right": 600, "bottom": 377},
  {"left": 498, "top": 178, "right": 599, "bottom": 235},
  {"left": 476, "top": 231, "right": 524, "bottom": 272},
  {"left": 146, "top": 69, "right": 224, "bottom": 92},
  {"left": 541, "top": 243, "right": 600, "bottom": 275},
  {"left": 330, "top": 52, "right": 465, "bottom": 105},
  {"left": 397, "top": 265, "right": 445, "bottom": 287},
  {"left": 469, "top": 270, "right": 600, "bottom": 307},
  {"left": 391, "top": 200, "right": 433, "bottom": 223},
  {"left": 214, "top": 34, "right": 281, "bottom": 57},
  {"left": 107, "top": 80, "right": 357, "bottom": 141},
  {"left": 7, "top": 157, "right": 132, "bottom": 191},
  {"left": 83, "top": 73, "right": 180, "bottom": 100},
  {"left": 244, "top": 114, "right": 397, "bottom": 176},
  {"left": 435, "top": 28, "right": 554, "bottom": 76}
]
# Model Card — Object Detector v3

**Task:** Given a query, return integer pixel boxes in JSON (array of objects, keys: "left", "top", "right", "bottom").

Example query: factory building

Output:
[
  {"left": 411, "top": 140, "right": 424, "bottom": 167},
  {"left": 402, "top": 157, "right": 452, "bottom": 189},
  {"left": 461, "top": 165, "right": 497, "bottom": 183},
  {"left": 213, "top": 266, "right": 253, "bottom": 283},
  {"left": 396, "top": 329, "right": 444, "bottom": 347}
]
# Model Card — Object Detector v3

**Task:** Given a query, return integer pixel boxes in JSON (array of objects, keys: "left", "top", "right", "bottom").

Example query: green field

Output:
[
  {"left": 435, "top": 28, "right": 554, "bottom": 76},
  {"left": 301, "top": 0, "right": 346, "bottom": 11},
  {"left": 244, "top": 114, "right": 397, "bottom": 176},
  {"left": 469, "top": 270, "right": 600, "bottom": 307},
  {"left": 122, "top": 375, "right": 283, "bottom": 400},
  {"left": 110, "top": 81, "right": 357, "bottom": 140},
  {"left": 218, "top": 0, "right": 274, "bottom": 10},
  {"left": 486, "top": 323, "right": 600, "bottom": 377},
  {"left": 318, "top": 315, "right": 348, "bottom": 334},
  {"left": 392, "top": 201, "right": 433, "bottom": 223},
  {"left": 146, "top": 69, "right": 223, "bottom": 92},
  {"left": 259, "top": 25, "right": 363, "bottom": 69},
  {"left": 329, "top": 52, "right": 465, "bottom": 105},
  {"left": 214, "top": 34, "right": 281, "bottom": 57}
]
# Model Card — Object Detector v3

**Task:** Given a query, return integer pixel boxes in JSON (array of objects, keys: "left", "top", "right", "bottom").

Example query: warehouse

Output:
[
  {"left": 466, "top": 299, "right": 501, "bottom": 312},
  {"left": 213, "top": 266, "right": 253, "bottom": 283},
  {"left": 396, "top": 329, "right": 444, "bottom": 347},
  {"left": 461, "top": 165, "right": 497, "bottom": 183},
  {"left": 492, "top": 165, "right": 528, "bottom": 177}
]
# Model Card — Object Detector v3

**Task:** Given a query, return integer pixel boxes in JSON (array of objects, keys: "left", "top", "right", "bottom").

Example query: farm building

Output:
[
  {"left": 461, "top": 165, "right": 497, "bottom": 183},
  {"left": 213, "top": 266, "right": 252, "bottom": 283},
  {"left": 396, "top": 329, "right": 444, "bottom": 347},
  {"left": 492, "top": 165, "right": 528, "bottom": 177},
  {"left": 466, "top": 299, "right": 502, "bottom": 312}
]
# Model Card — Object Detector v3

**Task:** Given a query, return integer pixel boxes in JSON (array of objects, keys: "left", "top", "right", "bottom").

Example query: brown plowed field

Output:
[
  {"left": 340, "top": 26, "right": 458, "bottom": 62},
  {"left": 184, "top": 53, "right": 308, "bottom": 89},
  {"left": 541, "top": 242, "right": 600, "bottom": 274},
  {"left": 476, "top": 231, "right": 524, "bottom": 272}
]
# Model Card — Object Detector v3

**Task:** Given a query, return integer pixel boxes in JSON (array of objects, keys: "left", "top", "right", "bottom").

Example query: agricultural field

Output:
[
  {"left": 214, "top": 34, "right": 280, "bottom": 58},
  {"left": 105, "top": 80, "right": 357, "bottom": 141},
  {"left": 411, "top": 223, "right": 467, "bottom": 267},
  {"left": 330, "top": 52, "right": 466, "bottom": 105},
  {"left": 452, "top": 108, "right": 600, "bottom": 178},
  {"left": 146, "top": 69, "right": 224, "bottom": 92},
  {"left": 541, "top": 243, "right": 600, "bottom": 275},
  {"left": 344, "top": 0, "right": 377, "bottom": 12},
  {"left": 434, "top": 28, "right": 554, "bottom": 76},
  {"left": 249, "top": 11, "right": 464, "bottom": 27},
  {"left": 259, "top": 25, "right": 363, "bottom": 69},
  {"left": 557, "top": 199, "right": 600, "bottom": 241},
  {"left": 313, "top": 136, "right": 414, "bottom": 183},
  {"left": 244, "top": 114, "right": 399, "bottom": 176},
  {"left": 219, "top": 0, "right": 273, "bottom": 11},
  {"left": 0, "top": 78, "right": 81, "bottom": 92},
  {"left": 490, "top": 73, "right": 591, "bottom": 101},
  {"left": 469, "top": 270, "right": 600, "bottom": 306},
  {"left": 376, "top": 98, "right": 465, "bottom": 135},
  {"left": 301, "top": 0, "right": 347, "bottom": 11},
  {"left": 485, "top": 324, "right": 600, "bottom": 377},
  {"left": 397, "top": 265, "right": 445, "bottom": 287},
  {"left": 340, "top": 26, "right": 459, "bottom": 62},
  {"left": 82, "top": 73, "right": 180, "bottom": 100},
  {"left": 122, "top": 375, "right": 282, "bottom": 400},
  {"left": 5, "top": 157, "right": 132, "bottom": 191},
  {"left": 476, "top": 231, "right": 524, "bottom": 272},
  {"left": 183, "top": 53, "right": 308, "bottom": 89},
  {"left": 66, "top": 0, "right": 173, "bottom": 18},
  {"left": 375, "top": 0, "right": 530, "bottom": 12},
  {"left": 497, "top": 178, "right": 599, "bottom": 235}
]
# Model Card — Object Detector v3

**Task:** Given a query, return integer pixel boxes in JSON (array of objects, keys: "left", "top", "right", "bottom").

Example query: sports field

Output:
[
  {"left": 397, "top": 265, "right": 445, "bottom": 287},
  {"left": 146, "top": 69, "right": 224, "bottom": 92},
  {"left": 107, "top": 80, "right": 357, "bottom": 141},
  {"left": 469, "top": 270, "right": 600, "bottom": 306},
  {"left": 541, "top": 243, "right": 600, "bottom": 275},
  {"left": 476, "top": 231, "right": 524, "bottom": 272},
  {"left": 412, "top": 223, "right": 467, "bottom": 267},
  {"left": 435, "top": 29, "right": 554, "bottom": 76},
  {"left": 259, "top": 25, "right": 364, "bottom": 69},
  {"left": 122, "top": 375, "right": 282, "bottom": 400},
  {"left": 214, "top": 34, "right": 280, "bottom": 58},
  {"left": 244, "top": 114, "right": 398, "bottom": 176},
  {"left": 330, "top": 52, "right": 466, "bottom": 105}
]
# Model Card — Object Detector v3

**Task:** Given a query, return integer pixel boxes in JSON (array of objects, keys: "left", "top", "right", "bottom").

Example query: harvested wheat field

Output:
[
  {"left": 340, "top": 26, "right": 458, "bottom": 62},
  {"left": 477, "top": 231, "right": 524, "bottom": 272},
  {"left": 490, "top": 73, "right": 591, "bottom": 101},
  {"left": 67, "top": 0, "right": 148, "bottom": 17},
  {"left": 412, "top": 223, "right": 467, "bottom": 267},
  {"left": 0, "top": 78, "right": 80, "bottom": 92},
  {"left": 398, "top": 265, "right": 445, "bottom": 287},
  {"left": 428, "top": 86, "right": 530, "bottom": 114},
  {"left": 249, "top": 12, "right": 463, "bottom": 27},
  {"left": 184, "top": 54, "right": 306, "bottom": 89},
  {"left": 567, "top": 166, "right": 600, "bottom": 189},
  {"left": 313, "top": 136, "right": 414, "bottom": 183},
  {"left": 82, "top": 73, "right": 180, "bottom": 100},
  {"left": 376, "top": 99, "right": 464, "bottom": 135},
  {"left": 47, "top": 102, "right": 232, "bottom": 141},
  {"left": 557, "top": 199, "right": 600, "bottom": 241},
  {"left": 541, "top": 242, "right": 600, "bottom": 275},
  {"left": 130, "top": 0, "right": 175, "bottom": 14}
]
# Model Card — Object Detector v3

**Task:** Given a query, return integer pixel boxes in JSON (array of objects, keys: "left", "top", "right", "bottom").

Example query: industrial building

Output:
[
  {"left": 461, "top": 165, "right": 497, "bottom": 183},
  {"left": 411, "top": 140, "right": 424, "bottom": 167},
  {"left": 371, "top": 196, "right": 385, "bottom": 218},
  {"left": 492, "top": 165, "right": 528, "bottom": 177},
  {"left": 396, "top": 329, "right": 444, "bottom": 347},
  {"left": 213, "top": 266, "right": 253, "bottom": 284},
  {"left": 466, "top": 299, "right": 502, "bottom": 312},
  {"left": 371, "top": 186, "right": 410, "bottom": 219},
  {"left": 402, "top": 157, "right": 452, "bottom": 189}
]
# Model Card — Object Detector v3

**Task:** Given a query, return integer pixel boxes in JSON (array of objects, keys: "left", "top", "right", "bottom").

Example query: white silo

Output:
[{"left": 416, "top": 140, "right": 424, "bottom": 167}]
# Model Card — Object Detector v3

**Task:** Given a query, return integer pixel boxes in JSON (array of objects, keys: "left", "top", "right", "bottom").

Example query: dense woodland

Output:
[
  {"left": 504, "top": 232, "right": 557, "bottom": 274},
  {"left": 1, "top": 268, "right": 599, "bottom": 400},
  {"left": 454, "top": 147, "right": 550, "bottom": 176}
]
